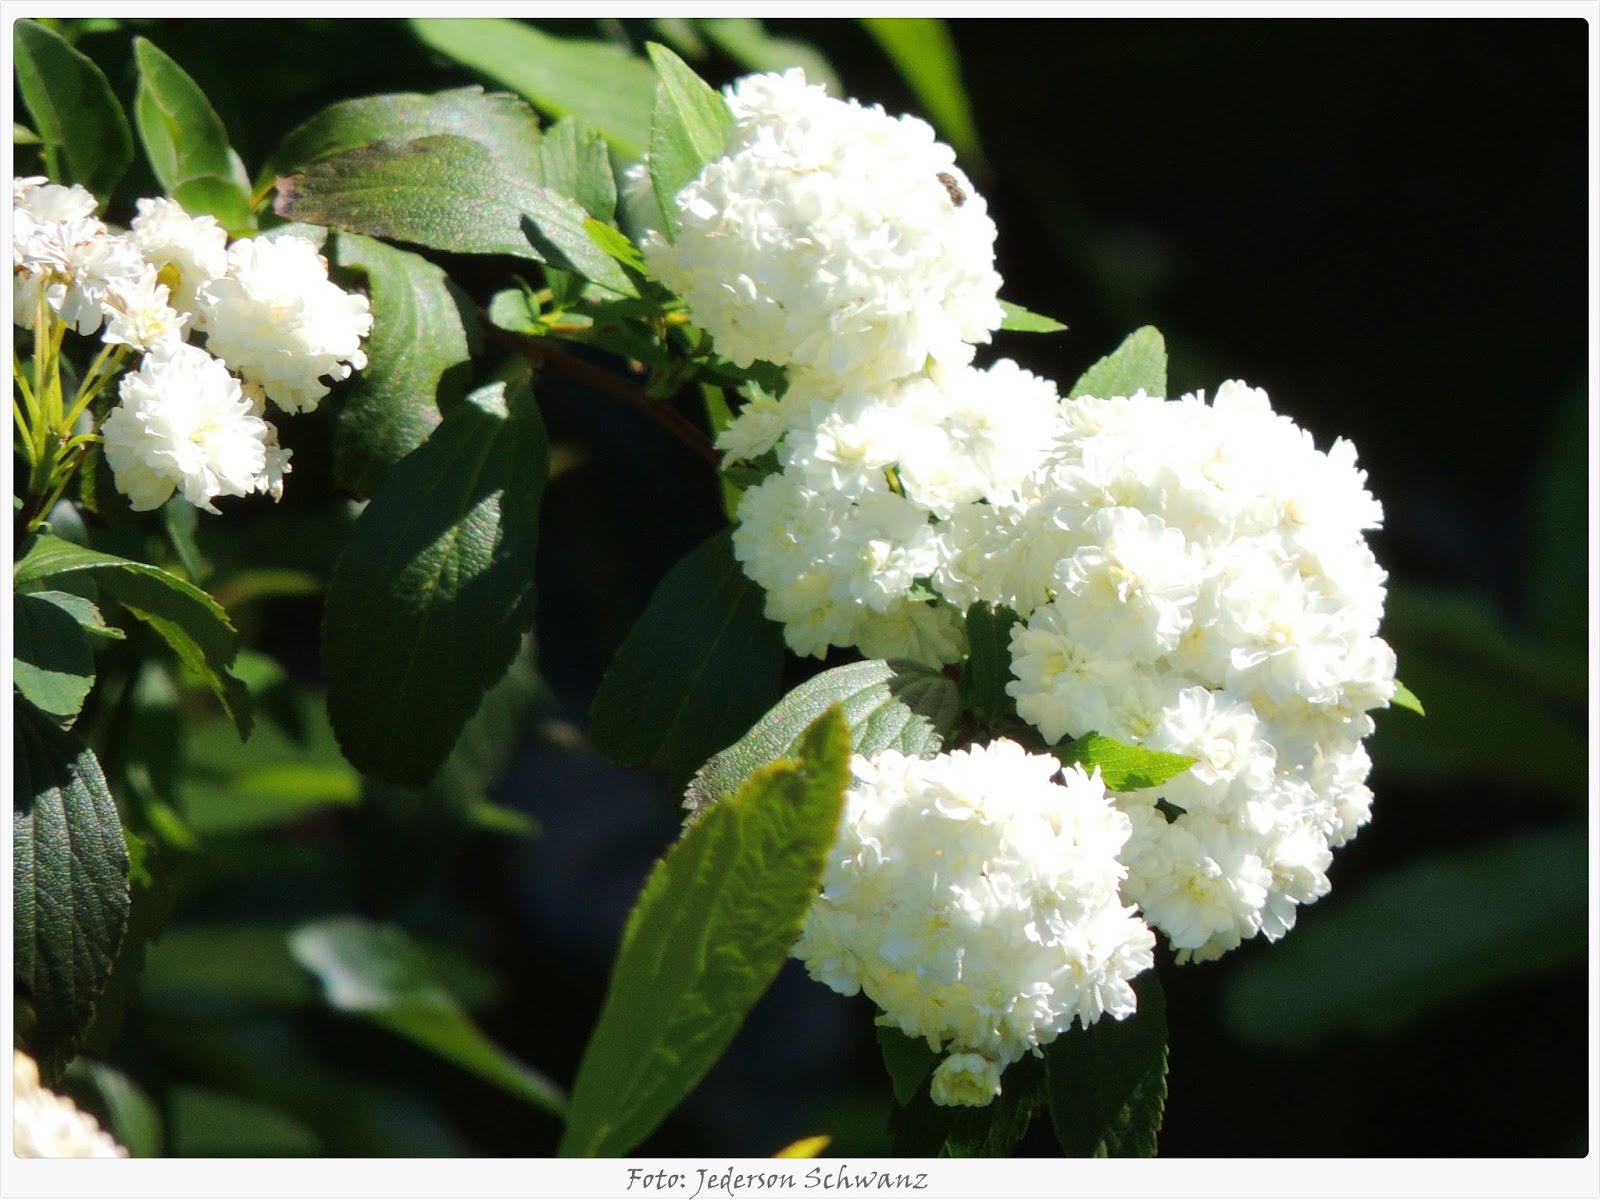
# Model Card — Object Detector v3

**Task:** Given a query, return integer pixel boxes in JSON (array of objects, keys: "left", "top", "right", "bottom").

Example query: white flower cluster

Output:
[
  {"left": 793, "top": 742, "right": 1154, "bottom": 1107},
  {"left": 11, "top": 1050, "right": 127, "bottom": 1158},
  {"left": 12, "top": 179, "right": 372, "bottom": 513}
]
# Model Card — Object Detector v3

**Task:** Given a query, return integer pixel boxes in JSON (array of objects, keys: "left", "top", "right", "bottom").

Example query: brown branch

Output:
[{"left": 482, "top": 320, "right": 719, "bottom": 468}]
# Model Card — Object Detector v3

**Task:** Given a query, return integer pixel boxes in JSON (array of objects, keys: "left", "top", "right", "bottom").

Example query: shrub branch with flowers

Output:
[{"left": 11, "top": 19, "right": 1422, "bottom": 1159}]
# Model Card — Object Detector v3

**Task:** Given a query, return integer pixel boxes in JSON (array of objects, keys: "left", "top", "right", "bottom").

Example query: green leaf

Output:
[
  {"left": 584, "top": 217, "right": 648, "bottom": 274},
  {"left": 290, "top": 916, "right": 566, "bottom": 1117},
  {"left": 700, "top": 19, "right": 842, "bottom": 96},
  {"left": 13, "top": 590, "right": 96, "bottom": 721},
  {"left": 589, "top": 529, "right": 787, "bottom": 796},
  {"left": 276, "top": 133, "right": 632, "bottom": 295},
  {"left": 169, "top": 174, "right": 256, "bottom": 234},
  {"left": 1069, "top": 326, "right": 1168, "bottom": 400},
  {"left": 1391, "top": 680, "right": 1425, "bottom": 716},
  {"left": 877, "top": 1025, "right": 937, "bottom": 1107},
  {"left": 131, "top": 37, "right": 237, "bottom": 194},
  {"left": 999, "top": 299, "right": 1068, "bottom": 333},
  {"left": 331, "top": 231, "right": 481, "bottom": 497},
  {"left": 861, "top": 18, "right": 984, "bottom": 168},
  {"left": 13, "top": 19, "right": 133, "bottom": 203},
  {"left": 958, "top": 603, "right": 1020, "bottom": 725},
  {"left": 181, "top": 694, "right": 361, "bottom": 837},
  {"left": 13, "top": 702, "right": 130, "bottom": 1077},
  {"left": 23, "top": 588, "right": 124, "bottom": 641},
  {"left": 263, "top": 85, "right": 545, "bottom": 189},
  {"left": 168, "top": 1087, "right": 320, "bottom": 1157},
  {"left": 14, "top": 534, "right": 250, "bottom": 738},
  {"left": 66, "top": 1061, "right": 163, "bottom": 1158},
  {"left": 487, "top": 286, "right": 541, "bottom": 334},
  {"left": 1044, "top": 971, "right": 1168, "bottom": 1157},
  {"left": 685, "top": 658, "right": 959, "bottom": 819},
  {"left": 322, "top": 372, "right": 548, "bottom": 788},
  {"left": 645, "top": 42, "right": 733, "bottom": 243},
  {"left": 1052, "top": 732, "right": 1193, "bottom": 793},
  {"left": 560, "top": 707, "right": 852, "bottom": 1157},
  {"left": 1219, "top": 828, "right": 1588, "bottom": 1050},
  {"left": 410, "top": 18, "right": 656, "bottom": 158},
  {"left": 538, "top": 116, "right": 617, "bottom": 222}
]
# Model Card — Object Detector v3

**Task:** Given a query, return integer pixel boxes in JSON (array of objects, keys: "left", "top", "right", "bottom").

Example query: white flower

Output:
[
  {"left": 129, "top": 196, "right": 228, "bottom": 324},
  {"left": 12, "top": 183, "right": 143, "bottom": 337},
  {"left": 12, "top": 1050, "right": 126, "bottom": 1158},
  {"left": 100, "top": 265, "right": 187, "bottom": 351},
  {"left": 929, "top": 1053, "right": 1003, "bottom": 1108},
  {"left": 642, "top": 68, "right": 1003, "bottom": 386},
  {"left": 197, "top": 234, "right": 372, "bottom": 413},
  {"left": 101, "top": 342, "right": 284, "bottom": 513},
  {"left": 794, "top": 743, "right": 1155, "bottom": 1102}
]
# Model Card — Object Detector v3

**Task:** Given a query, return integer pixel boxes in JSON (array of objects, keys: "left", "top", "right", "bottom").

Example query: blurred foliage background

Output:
[{"left": 16, "top": 16, "right": 1589, "bottom": 1158}]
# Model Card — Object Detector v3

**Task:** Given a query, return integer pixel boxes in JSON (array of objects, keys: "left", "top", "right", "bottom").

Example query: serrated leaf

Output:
[
  {"left": 132, "top": 37, "right": 237, "bottom": 194},
  {"left": 263, "top": 85, "right": 545, "bottom": 189},
  {"left": 14, "top": 534, "right": 250, "bottom": 738},
  {"left": 290, "top": 916, "right": 565, "bottom": 1117},
  {"left": 861, "top": 18, "right": 984, "bottom": 168},
  {"left": 13, "top": 590, "right": 96, "bottom": 721},
  {"left": 1053, "top": 732, "right": 1193, "bottom": 793},
  {"left": 877, "top": 1025, "right": 937, "bottom": 1107},
  {"left": 1391, "top": 680, "right": 1425, "bottom": 716},
  {"left": 560, "top": 707, "right": 852, "bottom": 1157},
  {"left": 169, "top": 174, "right": 256, "bottom": 234},
  {"left": 1045, "top": 971, "right": 1168, "bottom": 1157},
  {"left": 1069, "top": 326, "right": 1167, "bottom": 400},
  {"left": 331, "top": 231, "right": 481, "bottom": 497},
  {"left": 410, "top": 18, "right": 656, "bottom": 158},
  {"left": 700, "top": 19, "right": 842, "bottom": 96},
  {"left": 24, "top": 589, "right": 124, "bottom": 641},
  {"left": 589, "top": 529, "right": 787, "bottom": 796},
  {"left": 13, "top": 19, "right": 133, "bottom": 203},
  {"left": 275, "top": 134, "right": 632, "bottom": 295},
  {"left": 685, "top": 658, "right": 959, "bottom": 819},
  {"left": 13, "top": 702, "right": 130, "bottom": 1077},
  {"left": 322, "top": 373, "right": 548, "bottom": 788},
  {"left": 645, "top": 42, "right": 732, "bottom": 243},
  {"left": 538, "top": 117, "right": 617, "bottom": 222},
  {"left": 999, "top": 299, "right": 1067, "bottom": 333},
  {"left": 959, "top": 603, "right": 1020, "bottom": 725},
  {"left": 1219, "top": 828, "right": 1588, "bottom": 1050}
]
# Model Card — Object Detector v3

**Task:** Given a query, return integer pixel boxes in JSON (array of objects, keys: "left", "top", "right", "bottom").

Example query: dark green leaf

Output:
[
  {"left": 645, "top": 42, "right": 732, "bottom": 243},
  {"left": 700, "top": 19, "right": 842, "bottom": 96},
  {"left": 66, "top": 1061, "right": 162, "bottom": 1157},
  {"left": 132, "top": 37, "right": 236, "bottom": 193},
  {"left": 410, "top": 18, "right": 656, "bottom": 158},
  {"left": 1045, "top": 971, "right": 1168, "bottom": 1157},
  {"left": 877, "top": 1025, "right": 937, "bottom": 1106},
  {"left": 589, "top": 529, "right": 787, "bottom": 796},
  {"left": 169, "top": 174, "right": 256, "bottom": 233},
  {"left": 14, "top": 534, "right": 250, "bottom": 738},
  {"left": 999, "top": 299, "right": 1067, "bottom": 333},
  {"left": 13, "top": 19, "right": 133, "bottom": 202},
  {"left": 959, "top": 603, "right": 1020, "bottom": 725},
  {"left": 322, "top": 372, "right": 548, "bottom": 787},
  {"left": 168, "top": 1087, "right": 320, "bottom": 1157},
  {"left": 276, "top": 133, "right": 632, "bottom": 294},
  {"left": 1523, "top": 386, "right": 1587, "bottom": 647},
  {"left": 1053, "top": 732, "right": 1194, "bottom": 793},
  {"left": 861, "top": 18, "right": 984, "bottom": 168},
  {"left": 538, "top": 116, "right": 617, "bottom": 222},
  {"left": 331, "top": 231, "right": 481, "bottom": 497},
  {"left": 1069, "top": 326, "right": 1167, "bottom": 400},
  {"left": 13, "top": 590, "right": 96, "bottom": 720},
  {"left": 1219, "top": 828, "right": 1588, "bottom": 1050},
  {"left": 685, "top": 658, "right": 959, "bottom": 819},
  {"left": 13, "top": 702, "right": 130, "bottom": 1077},
  {"left": 290, "top": 916, "right": 566, "bottom": 1117},
  {"left": 23, "top": 589, "right": 124, "bottom": 640},
  {"left": 263, "top": 85, "right": 544, "bottom": 189},
  {"left": 560, "top": 707, "right": 852, "bottom": 1157}
]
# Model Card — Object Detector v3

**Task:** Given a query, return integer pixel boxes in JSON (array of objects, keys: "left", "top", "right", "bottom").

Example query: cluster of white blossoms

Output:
[
  {"left": 12, "top": 178, "right": 372, "bottom": 513},
  {"left": 793, "top": 743, "right": 1155, "bottom": 1107},
  {"left": 647, "top": 69, "right": 1398, "bottom": 1104},
  {"left": 11, "top": 1050, "right": 127, "bottom": 1158}
]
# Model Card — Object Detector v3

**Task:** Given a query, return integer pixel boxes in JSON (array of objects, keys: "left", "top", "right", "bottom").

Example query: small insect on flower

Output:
[{"left": 937, "top": 171, "right": 967, "bottom": 207}]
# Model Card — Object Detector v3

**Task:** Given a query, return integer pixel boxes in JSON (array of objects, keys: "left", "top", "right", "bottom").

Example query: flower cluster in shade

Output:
[
  {"left": 12, "top": 178, "right": 371, "bottom": 513},
  {"left": 12, "top": 1050, "right": 127, "bottom": 1158},
  {"left": 793, "top": 743, "right": 1155, "bottom": 1108}
]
